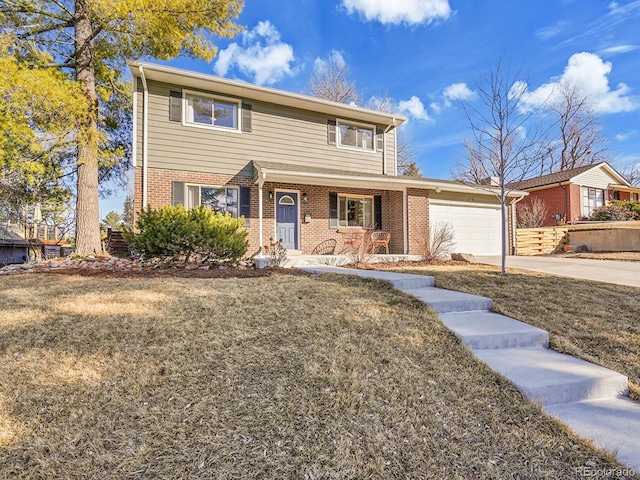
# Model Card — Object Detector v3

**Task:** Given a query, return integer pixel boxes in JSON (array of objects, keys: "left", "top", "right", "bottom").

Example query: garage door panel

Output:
[{"left": 430, "top": 204, "right": 502, "bottom": 256}]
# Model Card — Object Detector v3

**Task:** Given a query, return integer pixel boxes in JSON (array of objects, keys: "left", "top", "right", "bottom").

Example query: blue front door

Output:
[{"left": 276, "top": 192, "right": 298, "bottom": 250}]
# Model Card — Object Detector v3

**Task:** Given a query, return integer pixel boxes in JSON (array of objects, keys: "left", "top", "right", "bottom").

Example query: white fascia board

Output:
[
  {"left": 127, "top": 61, "right": 407, "bottom": 128},
  {"left": 257, "top": 167, "right": 528, "bottom": 198}
]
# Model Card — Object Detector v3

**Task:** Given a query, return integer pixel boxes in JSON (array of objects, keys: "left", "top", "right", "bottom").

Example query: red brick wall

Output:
[
  {"left": 134, "top": 167, "right": 409, "bottom": 255},
  {"left": 518, "top": 186, "right": 568, "bottom": 226},
  {"left": 567, "top": 184, "right": 582, "bottom": 222},
  {"left": 517, "top": 184, "right": 588, "bottom": 226},
  {"left": 406, "top": 188, "right": 429, "bottom": 255}
]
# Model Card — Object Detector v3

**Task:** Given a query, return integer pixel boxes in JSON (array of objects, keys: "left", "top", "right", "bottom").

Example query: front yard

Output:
[
  {"left": 388, "top": 263, "right": 640, "bottom": 400},
  {"left": 0, "top": 272, "right": 633, "bottom": 478}
]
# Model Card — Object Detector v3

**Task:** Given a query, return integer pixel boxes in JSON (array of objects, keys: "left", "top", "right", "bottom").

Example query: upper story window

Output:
[
  {"left": 184, "top": 90, "right": 240, "bottom": 131},
  {"left": 187, "top": 184, "right": 239, "bottom": 218},
  {"left": 337, "top": 120, "right": 375, "bottom": 152}
]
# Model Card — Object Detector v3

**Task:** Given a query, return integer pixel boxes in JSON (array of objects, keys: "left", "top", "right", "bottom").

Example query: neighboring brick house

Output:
[
  {"left": 510, "top": 162, "right": 640, "bottom": 226},
  {"left": 130, "top": 62, "right": 526, "bottom": 257}
]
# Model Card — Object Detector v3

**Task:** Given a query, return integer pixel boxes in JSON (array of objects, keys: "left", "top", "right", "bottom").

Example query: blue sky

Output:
[{"left": 102, "top": 0, "right": 640, "bottom": 216}]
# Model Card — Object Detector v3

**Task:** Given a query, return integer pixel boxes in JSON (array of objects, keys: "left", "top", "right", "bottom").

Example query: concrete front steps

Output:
[{"left": 301, "top": 266, "right": 640, "bottom": 470}]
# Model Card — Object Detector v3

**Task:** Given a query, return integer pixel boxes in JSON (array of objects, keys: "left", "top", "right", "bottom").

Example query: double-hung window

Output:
[
  {"left": 187, "top": 184, "right": 239, "bottom": 218},
  {"left": 338, "top": 194, "right": 374, "bottom": 228},
  {"left": 184, "top": 90, "right": 240, "bottom": 131},
  {"left": 337, "top": 120, "right": 375, "bottom": 151},
  {"left": 581, "top": 187, "right": 604, "bottom": 217}
]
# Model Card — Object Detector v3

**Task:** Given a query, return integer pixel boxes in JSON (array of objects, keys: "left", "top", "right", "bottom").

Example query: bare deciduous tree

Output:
[
  {"left": 540, "top": 81, "right": 608, "bottom": 174},
  {"left": 516, "top": 197, "right": 548, "bottom": 228},
  {"left": 620, "top": 161, "right": 640, "bottom": 186},
  {"left": 309, "top": 59, "right": 361, "bottom": 105},
  {"left": 453, "top": 60, "right": 549, "bottom": 275}
]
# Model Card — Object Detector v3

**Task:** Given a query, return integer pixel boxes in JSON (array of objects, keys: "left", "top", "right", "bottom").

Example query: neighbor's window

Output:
[
  {"left": 185, "top": 91, "right": 239, "bottom": 130},
  {"left": 187, "top": 184, "right": 239, "bottom": 217},
  {"left": 337, "top": 120, "right": 374, "bottom": 151},
  {"left": 338, "top": 194, "right": 374, "bottom": 228},
  {"left": 581, "top": 187, "right": 604, "bottom": 217},
  {"left": 633, "top": 192, "right": 639, "bottom": 202}
]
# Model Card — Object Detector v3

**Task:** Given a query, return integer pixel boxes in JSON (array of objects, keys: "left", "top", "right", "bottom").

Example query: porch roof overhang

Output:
[
  {"left": 610, "top": 183, "right": 640, "bottom": 194},
  {"left": 252, "top": 161, "right": 528, "bottom": 199}
]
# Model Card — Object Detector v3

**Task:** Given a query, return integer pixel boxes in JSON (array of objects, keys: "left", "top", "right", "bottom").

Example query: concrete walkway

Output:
[
  {"left": 476, "top": 255, "right": 640, "bottom": 288},
  {"left": 302, "top": 266, "right": 640, "bottom": 470}
]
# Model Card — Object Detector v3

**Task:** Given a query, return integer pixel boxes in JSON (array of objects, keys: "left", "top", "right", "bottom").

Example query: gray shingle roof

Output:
[{"left": 508, "top": 163, "right": 603, "bottom": 190}]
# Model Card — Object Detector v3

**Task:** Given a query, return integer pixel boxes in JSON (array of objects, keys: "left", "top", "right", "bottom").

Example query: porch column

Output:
[{"left": 258, "top": 175, "right": 265, "bottom": 254}]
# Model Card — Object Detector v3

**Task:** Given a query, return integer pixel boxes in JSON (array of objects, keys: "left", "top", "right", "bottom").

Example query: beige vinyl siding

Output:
[
  {"left": 572, "top": 166, "right": 615, "bottom": 189},
  {"left": 138, "top": 80, "right": 393, "bottom": 176}
]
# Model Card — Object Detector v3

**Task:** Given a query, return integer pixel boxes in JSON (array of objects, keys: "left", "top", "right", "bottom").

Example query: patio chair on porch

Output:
[
  {"left": 371, "top": 231, "right": 391, "bottom": 254},
  {"left": 311, "top": 239, "right": 337, "bottom": 255}
]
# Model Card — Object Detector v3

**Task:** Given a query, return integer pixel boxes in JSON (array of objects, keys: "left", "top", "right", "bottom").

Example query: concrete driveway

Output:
[{"left": 475, "top": 255, "right": 640, "bottom": 288}]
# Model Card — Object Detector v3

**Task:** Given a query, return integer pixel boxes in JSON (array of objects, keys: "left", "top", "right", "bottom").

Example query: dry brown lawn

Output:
[
  {"left": 0, "top": 273, "right": 634, "bottom": 478},
  {"left": 391, "top": 264, "right": 640, "bottom": 401}
]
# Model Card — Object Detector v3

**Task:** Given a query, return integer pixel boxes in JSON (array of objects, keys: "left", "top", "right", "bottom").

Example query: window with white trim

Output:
[
  {"left": 186, "top": 184, "right": 239, "bottom": 217},
  {"left": 184, "top": 91, "right": 240, "bottom": 131},
  {"left": 581, "top": 187, "right": 604, "bottom": 217},
  {"left": 337, "top": 120, "right": 375, "bottom": 151},
  {"left": 338, "top": 194, "right": 374, "bottom": 227}
]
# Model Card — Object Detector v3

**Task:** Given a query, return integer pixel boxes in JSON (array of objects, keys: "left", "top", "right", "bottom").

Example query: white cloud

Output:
[
  {"left": 214, "top": 21, "right": 297, "bottom": 85},
  {"left": 535, "top": 21, "right": 567, "bottom": 40},
  {"left": 368, "top": 95, "right": 430, "bottom": 120},
  {"left": 397, "top": 96, "right": 430, "bottom": 120},
  {"left": 313, "top": 50, "right": 346, "bottom": 73},
  {"left": 341, "top": 0, "right": 451, "bottom": 25},
  {"left": 518, "top": 52, "right": 639, "bottom": 114},
  {"left": 600, "top": 44, "right": 638, "bottom": 55},
  {"left": 608, "top": 0, "right": 640, "bottom": 16},
  {"left": 616, "top": 130, "right": 638, "bottom": 142},
  {"left": 443, "top": 82, "right": 475, "bottom": 102}
]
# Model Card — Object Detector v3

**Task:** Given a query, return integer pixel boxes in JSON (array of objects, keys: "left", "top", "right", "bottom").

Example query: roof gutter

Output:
[{"left": 257, "top": 165, "right": 527, "bottom": 197}]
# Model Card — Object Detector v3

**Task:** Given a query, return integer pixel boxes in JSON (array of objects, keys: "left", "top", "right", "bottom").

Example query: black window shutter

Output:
[
  {"left": 329, "top": 192, "right": 338, "bottom": 228},
  {"left": 327, "top": 120, "right": 337, "bottom": 145},
  {"left": 169, "top": 90, "right": 182, "bottom": 122},
  {"left": 172, "top": 181, "right": 185, "bottom": 206},
  {"left": 241, "top": 103, "right": 252, "bottom": 132},
  {"left": 374, "top": 195, "right": 382, "bottom": 230},
  {"left": 376, "top": 128, "right": 384, "bottom": 151},
  {"left": 240, "top": 186, "right": 251, "bottom": 225}
]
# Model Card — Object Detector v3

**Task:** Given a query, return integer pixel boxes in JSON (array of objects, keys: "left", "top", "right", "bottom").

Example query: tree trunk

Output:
[
  {"left": 74, "top": 1, "right": 102, "bottom": 255},
  {"left": 501, "top": 183, "right": 507, "bottom": 276}
]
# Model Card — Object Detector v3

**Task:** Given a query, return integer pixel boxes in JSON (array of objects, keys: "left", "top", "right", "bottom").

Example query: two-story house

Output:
[{"left": 129, "top": 62, "right": 525, "bottom": 257}]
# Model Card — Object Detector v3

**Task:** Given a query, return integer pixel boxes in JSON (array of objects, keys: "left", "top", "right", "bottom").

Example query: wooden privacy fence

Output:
[{"left": 516, "top": 227, "right": 569, "bottom": 255}]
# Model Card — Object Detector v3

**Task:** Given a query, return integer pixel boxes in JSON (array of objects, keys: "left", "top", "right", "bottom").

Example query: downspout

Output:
[
  {"left": 562, "top": 183, "right": 568, "bottom": 224},
  {"left": 258, "top": 170, "right": 266, "bottom": 254},
  {"left": 138, "top": 66, "right": 149, "bottom": 209}
]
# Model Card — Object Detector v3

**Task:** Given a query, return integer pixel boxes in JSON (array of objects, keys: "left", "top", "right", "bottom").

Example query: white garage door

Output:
[{"left": 429, "top": 202, "right": 503, "bottom": 256}]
